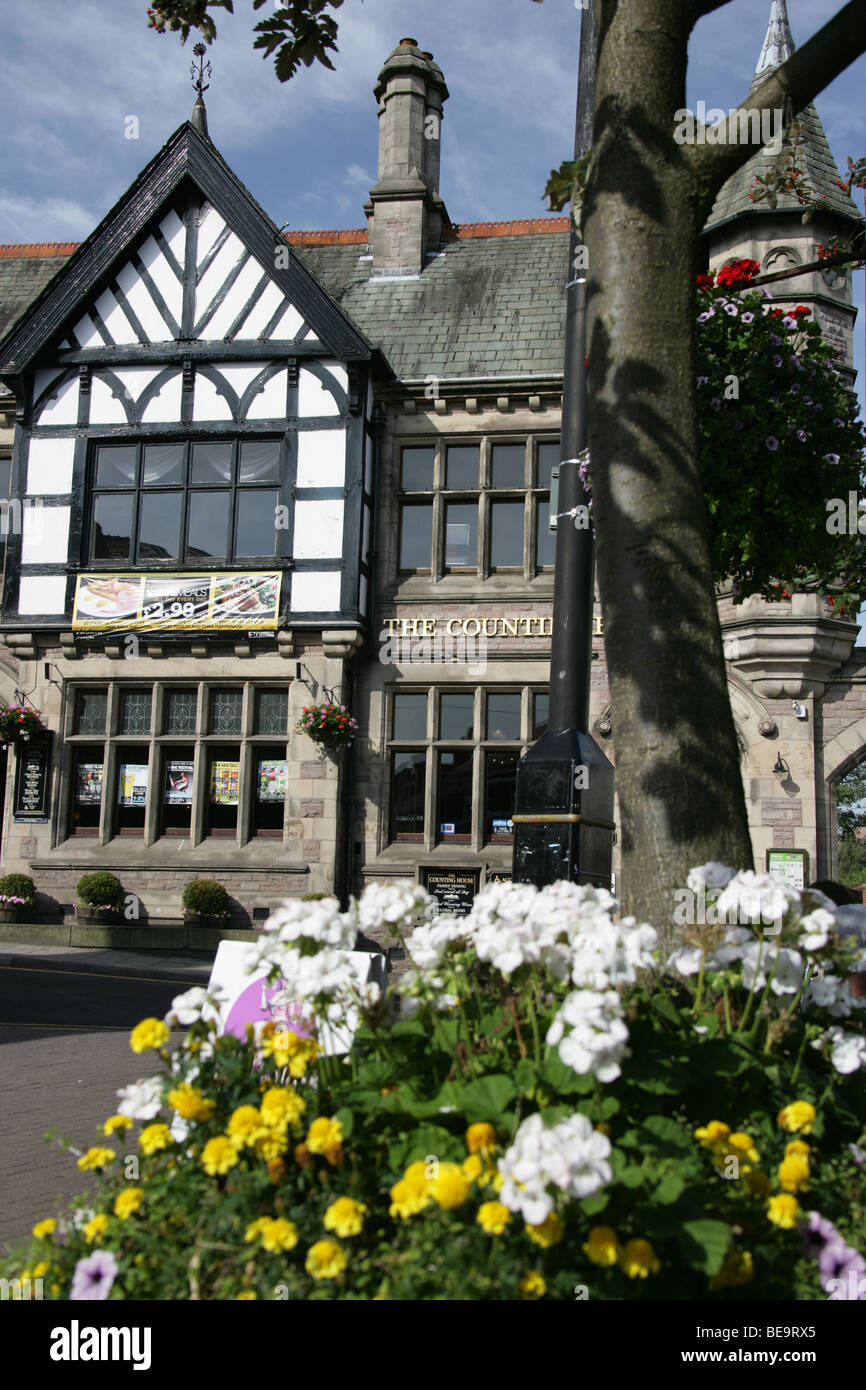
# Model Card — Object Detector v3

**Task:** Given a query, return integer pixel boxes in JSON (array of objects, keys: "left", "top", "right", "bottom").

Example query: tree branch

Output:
[
  {"left": 688, "top": 0, "right": 866, "bottom": 198},
  {"left": 685, "top": 0, "right": 734, "bottom": 22}
]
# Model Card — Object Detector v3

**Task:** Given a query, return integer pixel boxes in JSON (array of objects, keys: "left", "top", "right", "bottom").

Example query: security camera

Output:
[{"left": 792, "top": 701, "right": 808, "bottom": 720}]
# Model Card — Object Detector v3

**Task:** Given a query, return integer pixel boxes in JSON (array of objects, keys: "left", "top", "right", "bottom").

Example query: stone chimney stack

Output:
[{"left": 365, "top": 38, "right": 449, "bottom": 275}]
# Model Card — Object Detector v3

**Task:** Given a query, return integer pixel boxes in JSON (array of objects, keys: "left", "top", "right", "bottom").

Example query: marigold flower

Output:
[
  {"left": 228, "top": 1105, "right": 267, "bottom": 1149},
  {"left": 294, "top": 1143, "right": 314, "bottom": 1171},
  {"left": 618, "top": 1238, "right": 660, "bottom": 1278},
  {"left": 77, "top": 1146, "right": 116, "bottom": 1172},
  {"left": 430, "top": 1162, "right": 471, "bottom": 1210},
  {"left": 201, "top": 1136, "right": 239, "bottom": 1176},
  {"left": 255, "top": 1128, "right": 289, "bottom": 1161},
  {"left": 785, "top": 1139, "right": 810, "bottom": 1159},
  {"left": 727, "top": 1132, "right": 760, "bottom": 1165},
  {"left": 778, "top": 1153, "right": 810, "bottom": 1194},
  {"left": 466, "top": 1122, "right": 497, "bottom": 1156},
  {"left": 306, "top": 1116, "right": 343, "bottom": 1155},
  {"left": 694, "top": 1121, "right": 730, "bottom": 1148},
  {"left": 260, "top": 1218, "right": 299, "bottom": 1253},
  {"left": 139, "top": 1124, "right": 174, "bottom": 1156},
  {"left": 114, "top": 1188, "right": 144, "bottom": 1221},
  {"left": 477, "top": 1201, "right": 511, "bottom": 1235},
  {"left": 235, "top": 1291, "right": 257, "bottom": 1299},
  {"left": 102, "top": 1114, "right": 133, "bottom": 1137},
  {"left": 583, "top": 1225, "right": 619, "bottom": 1266},
  {"left": 519, "top": 1271, "right": 547, "bottom": 1299},
  {"left": 777, "top": 1101, "right": 816, "bottom": 1134},
  {"left": 305, "top": 1239, "right": 347, "bottom": 1280},
  {"left": 324, "top": 1197, "right": 368, "bottom": 1238},
  {"left": 32, "top": 1219, "right": 57, "bottom": 1240},
  {"left": 267, "top": 1157, "right": 287, "bottom": 1183},
  {"left": 260, "top": 1087, "right": 306, "bottom": 1130},
  {"left": 31, "top": 1261, "right": 49, "bottom": 1279},
  {"left": 527, "top": 1212, "right": 564, "bottom": 1248},
  {"left": 167, "top": 1083, "right": 215, "bottom": 1123},
  {"left": 709, "top": 1249, "right": 754, "bottom": 1291},
  {"left": 83, "top": 1214, "right": 110, "bottom": 1244},
  {"left": 129, "top": 1018, "right": 170, "bottom": 1053},
  {"left": 244, "top": 1217, "right": 271, "bottom": 1243},
  {"left": 766, "top": 1193, "right": 799, "bottom": 1228}
]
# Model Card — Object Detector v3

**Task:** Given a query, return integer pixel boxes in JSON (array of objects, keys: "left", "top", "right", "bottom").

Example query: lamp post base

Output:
[{"left": 511, "top": 728, "right": 615, "bottom": 889}]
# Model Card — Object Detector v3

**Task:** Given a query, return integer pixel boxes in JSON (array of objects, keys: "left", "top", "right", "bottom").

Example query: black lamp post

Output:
[{"left": 511, "top": 2, "right": 615, "bottom": 890}]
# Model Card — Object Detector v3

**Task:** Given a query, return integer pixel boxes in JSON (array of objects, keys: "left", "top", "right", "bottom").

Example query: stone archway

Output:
[{"left": 817, "top": 718, "right": 866, "bottom": 880}]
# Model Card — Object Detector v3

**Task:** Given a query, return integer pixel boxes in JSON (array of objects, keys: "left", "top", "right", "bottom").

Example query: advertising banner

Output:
[
  {"left": 164, "top": 760, "right": 193, "bottom": 805},
  {"left": 257, "top": 759, "right": 287, "bottom": 802},
  {"left": 118, "top": 763, "right": 149, "bottom": 806},
  {"left": 75, "top": 762, "right": 103, "bottom": 803},
  {"left": 211, "top": 761, "right": 239, "bottom": 805},
  {"left": 72, "top": 572, "right": 281, "bottom": 632}
]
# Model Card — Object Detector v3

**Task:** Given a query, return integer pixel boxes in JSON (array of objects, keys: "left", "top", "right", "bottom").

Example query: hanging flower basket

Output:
[
  {"left": 296, "top": 702, "right": 359, "bottom": 751},
  {"left": 0, "top": 704, "right": 46, "bottom": 747}
]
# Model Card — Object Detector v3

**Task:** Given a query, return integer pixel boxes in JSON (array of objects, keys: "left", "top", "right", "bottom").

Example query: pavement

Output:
[{"left": 0, "top": 938, "right": 215, "bottom": 982}]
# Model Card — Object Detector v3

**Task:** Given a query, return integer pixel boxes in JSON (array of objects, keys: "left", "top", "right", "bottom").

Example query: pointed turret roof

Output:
[{"left": 704, "top": 0, "right": 859, "bottom": 231}]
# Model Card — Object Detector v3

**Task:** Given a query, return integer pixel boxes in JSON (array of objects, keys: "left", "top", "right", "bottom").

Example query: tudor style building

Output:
[{"left": 0, "top": 6, "right": 863, "bottom": 928}]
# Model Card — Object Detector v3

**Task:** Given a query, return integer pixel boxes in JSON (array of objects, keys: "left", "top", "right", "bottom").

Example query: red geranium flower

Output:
[
  {"left": 696, "top": 273, "right": 714, "bottom": 290},
  {"left": 793, "top": 305, "right": 811, "bottom": 317}
]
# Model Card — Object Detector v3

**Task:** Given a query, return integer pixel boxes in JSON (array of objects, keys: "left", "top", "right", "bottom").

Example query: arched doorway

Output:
[{"left": 820, "top": 718, "right": 866, "bottom": 885}]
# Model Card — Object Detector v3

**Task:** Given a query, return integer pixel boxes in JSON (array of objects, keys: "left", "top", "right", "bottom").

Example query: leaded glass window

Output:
[
  {"left": 210, "top": 688, "right": 243, "bottom": 735},
  {"left": 119, "top": 689, "right": 152, "bottom": 735},
  {"left": 254, "top": 689, "right": 288, "bottom": 735},
  {"left": 74, "top": 688, "right": 107, "bottom": 735},
  {"left": 164, "top": 689, "right": 197, "bottom": 735}
]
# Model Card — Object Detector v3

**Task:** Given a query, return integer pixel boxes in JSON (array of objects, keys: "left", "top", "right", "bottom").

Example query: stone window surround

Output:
[
  {"left": 385, "top": 682, "right": 550, "bottom": 855},
  {"left": 395, "top": 432, "right": 560, "bottom": 581},
  {"left": 60, "top": 679, "right": 292, "bottom": 849}
]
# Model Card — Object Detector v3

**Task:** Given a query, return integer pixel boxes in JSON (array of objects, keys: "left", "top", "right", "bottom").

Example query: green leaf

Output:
[
  {"left": 649, "top": 992, "right": 685, "bottom": 1028},
  {"left": 458, "top": 1073, "right": 517, "bottom": 1123},
  {"left": 640, "top": 1115, "right": 693, "bottom": 1152},
  {"left": 677, "top": 1218, "right": 732, "bottom": 1276},
  {"left": 580, "top": 1192, "right": 610, "bottom": 1217},
  {"left": 618, "top": 1164, "right": 646, "bottom": 1189},
  {"left": 514, "top": 1059, "right": 538, "bottom": 1095},
  {"left": 334, "top": 1106, "right": 353, "bottom": 1139},
  {"left": 540, "top": 1051, "right": 595, "bottom": 1095},
  {"left": 654, "top": 1172, "right": 686, "bottom": 1205}
]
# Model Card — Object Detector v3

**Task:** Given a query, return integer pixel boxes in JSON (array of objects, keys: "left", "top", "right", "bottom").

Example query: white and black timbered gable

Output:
[{"left": 0, "top": 122, "right": 379, "bottom": 633}]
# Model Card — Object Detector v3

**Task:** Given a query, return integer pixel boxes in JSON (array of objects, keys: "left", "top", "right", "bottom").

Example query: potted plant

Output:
[
  {"left": 295, "top": 701, "right": 358, "bottom": 753},
  {"left": 0, "top": 873, "right": 36, "bottom": 922},
  {"left": 0, "top": 703, "right": 46, "bottom": 747},
  {"left": 182, "top": 879, "right": 231, "bottom": 925},
  {"left": 76, "top": 872, "right": 124, "bottom": 925}
]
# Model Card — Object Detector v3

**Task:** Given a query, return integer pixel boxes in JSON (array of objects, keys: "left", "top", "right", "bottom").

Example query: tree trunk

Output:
[{"left": 585, "top": 0, "right": 753, "bottom": 936}]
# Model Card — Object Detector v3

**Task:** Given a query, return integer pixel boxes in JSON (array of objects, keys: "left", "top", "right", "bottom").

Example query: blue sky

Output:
[{"left": 1, "top": 0, "right": 864, "bottom": 612}]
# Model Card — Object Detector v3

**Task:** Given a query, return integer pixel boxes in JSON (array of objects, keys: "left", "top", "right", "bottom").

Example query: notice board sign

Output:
[
  {"left": 422, "top": 868, "right": 479, "bottom": 916},
  {"left": 766, "top": 849, "right": 809, "bottom": 891},
  {"left": 12, "top": 735, "right": 52, "bottom": 822},
  {"left": 487, "top": 871, "right": 512, "bottom": 885}
]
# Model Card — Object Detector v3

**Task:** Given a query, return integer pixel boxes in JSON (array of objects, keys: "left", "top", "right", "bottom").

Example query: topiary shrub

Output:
[
  {"left": 182, "top": 879, "right": 230, "bottom": 919},
  {"left": 301, "top": 893, "right": 328, "bottom": 901},
  {"left": 0, "top": 872, "right": 35, "bottom": 904},
  {"left": 76, "top": 872, "right": 124, "bottom": 910}
]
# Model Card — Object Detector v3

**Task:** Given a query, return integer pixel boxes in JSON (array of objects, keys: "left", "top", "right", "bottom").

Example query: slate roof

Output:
[{"left": 0, "top": 251, "right": 76, "bottom": 341}]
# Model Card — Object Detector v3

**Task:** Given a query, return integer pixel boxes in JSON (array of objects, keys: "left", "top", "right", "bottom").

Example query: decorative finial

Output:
[
  {"left": 191, "top": 43, "right": 211, "bottom": 97},
  {"left": 190, "top": 42, "right": 211, "bottom": 137},
  {"left": 755, "top": 0, "right": 795, "bottom": 78}
]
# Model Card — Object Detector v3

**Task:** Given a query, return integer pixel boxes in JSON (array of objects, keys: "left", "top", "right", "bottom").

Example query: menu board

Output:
[
  {"left": 164, "top": 760, "right": 193, "bottom": 805},
  {"left": 422, "top": 869, "right": 479, "bottom": 917},
  {"left": 766, "top": 849, "right": 808, "bottom": 891},
  {"left": 72, "top": 572, "right": 281, "bottom": 632},
  {"left": 257, "top": 759, "right": 287, "bottom": 802},
  {"left": 118, "top": 763, "right": 149, "bottom": 806},
  {"left": 12, "top": 736, "right": 52, "bottom": 822},
  {"left": 75, "top": 761, "right": 103, "bottom": 803},
  {"left": 211, "top": 761, "right": 239, "bottom": 805}
]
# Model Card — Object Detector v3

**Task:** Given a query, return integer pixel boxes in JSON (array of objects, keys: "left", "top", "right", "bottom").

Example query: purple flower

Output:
[
  {"left": 772, "top": 354, "right": 783, "bottom": 367},
  {"left": 801, "top": 1211, "right": 839, "bottom": 1257},
  {"left": 760, "top": 287, "right": 773, "bottom": 299},
  {"left": 834, "top": 418, "right": 847, "bottom": 428},
  {"left": 790, "top": 354, "right": 801, "bottom": 368},
  {"left": 813, "top": 403, "right": 824, "bottom": 413},
  {"left": 825, "top": 454, "right": 840, "bottom": 465},
  {"left": 796, "top": 430, "right": 808, "bottom": 442},
  {"left": 696, "top": 376, "right": 709, "bottom": 388},
  {"left": 741, "top": 311, "right": 754, "bottom": 323},
  {"left": 70, "top": 1250, "right": 119, "bottom": 1301},
  {"left": 723, "top": 302, "right": 739, "bottom": 316},
  {"left": 766, "top": 436, "right": 779, "bottom": 451},
  {"left": 790, "top": 383, "right": 800, "bottom": 394},
  {"left": 850, "top": 1143, "right": 866, "bottom": 1167},
  {"left": 711, "top": 397, "right": 722, "bottom": 411},
  {"left": 769, "top": 333, "right": 782, "bottom": 346},
  {"left": 698, "top": 310, "right": 715, "bottom": 322},
  {"left": 783, "top": 314, "right": 798, "bottom": 330}
]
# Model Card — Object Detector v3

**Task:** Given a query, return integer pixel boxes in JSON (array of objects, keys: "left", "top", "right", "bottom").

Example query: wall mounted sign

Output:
[
  {"left": 12, "top": 735, "right": 52, "bottom": 822},
  {"left": 211, "top": 761, "right": 240, "bottom": 805},
  {"left": 487, "top": 871, "right": 512, "bottom": 884},
  {"left": 422, "top": 868, "right": 479, "bottom": 917},
  {"left": 72, "top": 572, "right": 281, "bottom": 632},
  {"left": 381, "top": 612, "right": 604, "bottom": 638},
  {"left": 164, "top": 760, "right": 194, "bottom": 805},
  {"left": 118, "top": 763, "right": 149, "bottom": 806},
  {"left": 766, "top": 849, "right": 809, "bottom": 891}
]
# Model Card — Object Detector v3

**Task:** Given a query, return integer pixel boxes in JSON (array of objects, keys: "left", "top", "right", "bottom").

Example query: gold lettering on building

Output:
[{"left": 382, "top": 613, "right": 602, "bottom": 638}]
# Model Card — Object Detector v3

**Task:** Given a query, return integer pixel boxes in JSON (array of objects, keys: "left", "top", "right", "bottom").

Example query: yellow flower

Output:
[
  {"left": 744, "top": 1170, "right": 771, "bottom": 1196},
  {"left": 32, "top": 1219, "right": 57, "bottom": 1240},
  {"left": 766, "top": 1194, "right": 799, "bottom": 1228},
  {"left": 114, "top": 1188, "right": 144, "bottom": 1221},
  {"left": 228, "top": 1105, "right": 267, "bottom": 1149},
  {"left": 261, "top": 1028, "right": 318, "bottom": 1076},
  {"left": 305, "top": 1239, "right": 347, "bottom": 1280},
  {"left": 167, "top": 1083, "right": 215, "bottom": 1123},
  {"left": 709, "top": 1249, "right": 754, "bottom": 1291},
  {"left": 389, "top": 1180, "right": 428, "bottom": 1220},
  {"left": 260, "top": 1087, "right": 306, "bottom": 1130},
  {"left": 491, "top": 1171, "right": 505, "bottom": 1195},
  {"left": 777, "top": 1101, "right": 816, "bottom": 1134},
  {"left": 519, "top": 1271, "right": 547, "bottom": 1299},
  {"left": 201, "top": 1136, "right": 239, "bottom": 1176},
  {"left": 32, "top": 1261, "right": 49, "bottom": 1279},
  {"left": 527, "top": 1212, "right": 564, "bottom": 1249},
  {"left": 583, "top": 1225, "right": 620, "bottom": 1266},
  {"left": 466, "top": 1123, "right": 496, "bottom": 1156},
  {"left": 129, "top": 1017, "right": 170, "bottom": 1053},
  {"left": 139, "top": 1124, "right": 174, "bottom": 1156},
  {"left": 306, "top": 1116, "right": 343, "bottom": 1155},
  {"left": 778, "top": 1152, "right": 810, "bottom": 1194},
  {"left": 244, "top": 1217, "right": 272, "bottom": 1244},
  {"left": 727, "top": 1132, "right": 760, "bottom": 1165},
  {"left": 255, "top": 1128, "right": 289, "bottom": 1161},
  {"left": 618, "top": 1239, "right": 661, "bottom": 1278},
  {"left": 694, "top": 1121, "right": 730, "bottom": 1148},
  {"left": 102, "top": 1114, "right": 133, "bottom": 1137},
  {"left": 477, "top": 1201, "right": 511, "bottom": 1235},
  {"left": 430, "top": 1162, "right": 471, "bottom": 1210},
  {"left": 260, "top": 1218, "right": 299, "bottom": 1253},
  {"left": 785, "top": 1139, "right": 810, "bottom": 1158},
  {"left": 235, "top": 1291, "right": 257, "bottom": 1299},
  {"left": 324, "top": 1197, "right": 368, "bottom": 1238},
  {"left": 77, "top": 1146, "right": 116, "bottom": 1172},
  {"left": 83, "top": 1214, "right": 110, "bottom": 1244}
]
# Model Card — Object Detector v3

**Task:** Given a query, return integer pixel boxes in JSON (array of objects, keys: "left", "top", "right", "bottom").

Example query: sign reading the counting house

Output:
[
  {"left": 12, "top": 735, "right": 52, "bottom": 823},
  {"left": 72, "top": 572, "right": 281, "bottom": 633},
  {"left": 422, "top": 869, "right": 480, "bottom": 916}
]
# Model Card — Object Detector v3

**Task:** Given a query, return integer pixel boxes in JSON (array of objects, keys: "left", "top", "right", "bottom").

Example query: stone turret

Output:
[{"left": 365, "top": 38, "right": 450, "bottom": 276}]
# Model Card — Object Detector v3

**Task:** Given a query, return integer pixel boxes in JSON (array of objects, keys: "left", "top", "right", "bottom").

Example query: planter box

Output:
[
  {"left": 0, "top": 906, "right": 33, "bottom": 924},
  {"left": 76, "top": 907, "right": 121, "bottom": 926},
  {"left": 70, "top": 923, "right": 187, "bottom": 950}
]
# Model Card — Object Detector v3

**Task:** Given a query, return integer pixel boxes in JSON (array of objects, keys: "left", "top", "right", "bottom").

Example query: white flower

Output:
[
  {"left": 687, "top": 862, "right": 737, "bottom": 893},
  {"left": 706, "top": 927, "right": 754, "bottom": 970},
  {"left": 546, "top": 989, "right": 631, "bottom": 1083},
  {"left": 357, "top": 980, "right": 381, "bottom": 1009},
  {"left": 825, "top": 1027, "right": 866, "bottom": 1074},
  {"left": 716, "top": 871, "right": 799, "bottom": 930},
  {"left": 667, "top": 946, "right": 704, "bottom": 976},
  {"left": 116, "top": 1076, "right": 163, "bottom": 1120},
  {"left": 264, "top": 897, "right": 355, "bottom": 951},
  {"left": 352, "top": 880, "right": 433, "bottom": 937},
  {"left": 771, "top": 947, "right": 804, "bottom": 995},
  {"left": 803, "top": 973, "right": 851, "bottom": 1017},
  {"left": 798, "top": 910, "right": 835, "bottom": 952},
  {"left": 740, "top": 941, "right": 770, "bottom": 992},
  {"left": 164, "top": 984, "right": 225, "bottom": 1027},
  {"left": 497, "top": 1112, "right": 612, "bottom": 1225}
]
